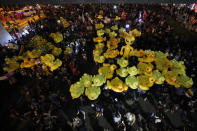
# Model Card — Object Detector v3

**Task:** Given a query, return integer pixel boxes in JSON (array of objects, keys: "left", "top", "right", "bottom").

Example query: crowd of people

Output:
[
  {"left": 161, "top": 4, "right": 197, "bottom": 32},
  {"left": 0, "top": 3, "right": 197, "bottom": 131}
]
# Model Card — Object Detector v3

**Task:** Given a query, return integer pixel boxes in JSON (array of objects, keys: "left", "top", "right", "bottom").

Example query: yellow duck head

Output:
[
  {"left": 95, "top": 43, "right": 105, "bottom": 49},
  {"left": 109, "top": 31, "right": 118, "bottom": 38},
  {"left": 41, "top": 54, "right": 62, "bottom": 71},
  {"left": 155, "top": 58, "right": 172, "bottom": 75},
  {"left": 133, "top": 49, "right": 145, "bottom": 57},
  {"left": 99, "top": 10, "right": 104, "bottom": 15},
  {"left": 129, "top": 29, "right": 141, "bottom": 37},
  {"left": 93, "top": 49, "right": 102, "bottom": 56},
  {"left": 137, "top": 62, "right": 153, "bottom": 75},
  {"left": 97, "top": 15, "right": 103, "bottom": 19},
  {"left": 111, "top": 25, "right": 118, "bottom": 31},
  {"left": 98, "top": 64, "right": 117, "bottom": 79},
  {"left": 60, "top": 17, "right": 70, "bottom": 28},
  {"left": 164, "top": 71, "right": 178, "bottom": 86},
  {"left": 104, "top": 49, "right": 119, "bottom": 59},
  {"left": 107, "top": 38, "right": 120, "bottom": 50},
  {"left": 93, "top": 37, "right": 106, "bottom": 43},
  {"left": 97, "top": 29, "right": 105, "bottom": 36},
  {"left": 26, "top": 49, "right": 42, "bottom": 59},
  {"left": 115, "top": 16, "right": 121, "bottom": 21},
  {"left": 138, "top": 50, "right": 155, "bottom": 63},
  {"left": 52, "top": 47, "right": 62, "bottom": 56},
  {"left": 94, "top": 56, "right": 105, "bottom": 63},
  {"left": 20, "top": 59, "right": 36, "bottom": 69},
  {"left": 107, "top": 77, "right": 128, "bottom": 92},
  {"left": 3, "top": 57, "right": 20, "bottom": 72},
  {"left": 138, "top": 75, "right": 155, "bottom": 90},
  {"left": 64, "top": 47, "right": 71, "bottom": 55},
  {"left": 110, "top": 64, "right": 117, "bottom": 71},
  {"left": 95, "top": 23, "right": 104, "bottom": 30}
]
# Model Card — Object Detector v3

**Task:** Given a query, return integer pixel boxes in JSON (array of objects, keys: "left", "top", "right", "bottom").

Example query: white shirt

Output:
[
  {"left": 114, "top": 113, "right": 121, "bottom": 123},
  {"left": 155, "top": 118, "right": 161, "bottom": 123},
  {"left": 114, "top": 116, "right": 121, "bottom": 123},
  {"left": 125, "top": 112, "right": 135, "bottom": 122}
]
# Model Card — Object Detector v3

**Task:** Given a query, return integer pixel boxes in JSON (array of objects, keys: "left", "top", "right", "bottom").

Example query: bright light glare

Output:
[
  {"left": 113, "top": 5, "right": 117, "bottom": 9},
  {"left": 139, "top": 19, "right": 142, "bottom": 23},
  {"left": 191, "top": 3, "right": 195, "bottom": 9},
  {"left": 22, "top": 29, "right": 29, "bottom": 35},
  {"left": 54, "top": 5, "right": 59, "bottom": 8},
  {"left": 57, "top": 20, "right": 61, "bottom": 23},
  {"left": 126, "top": 24, "right": 130, "bottom": 28}
]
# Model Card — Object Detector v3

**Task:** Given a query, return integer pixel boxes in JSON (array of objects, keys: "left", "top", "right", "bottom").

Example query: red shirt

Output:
[
  {"left": 121, "top": 11, "right": 126, "bottom": 21},
  {"left": 69, "top": 64, "right": 77, "bottom": 75}
]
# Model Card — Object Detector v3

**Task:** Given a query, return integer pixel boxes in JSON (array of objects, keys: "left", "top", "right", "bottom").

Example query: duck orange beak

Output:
[
  {"left": 139, "top": 51, "right": 144, "bottom": 55},
  {"left": 118, "top": 88, "right": 122, "bottom": 91},
  {"left": 148, "top": 70, "right": 152, "bottom": 73}
]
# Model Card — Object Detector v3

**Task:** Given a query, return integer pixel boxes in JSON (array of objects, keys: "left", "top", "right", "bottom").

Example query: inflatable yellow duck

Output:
[
  {"left": 20, "top": 59, "right": 37, "bottom": 69},
  {"left": 129, "top": 29, "right": 141, "bottom": 37},
  {"left": 60, "top": 17, "right": 70, "bottom": 28},
  {"left": 85, "top": 86, "right": 101, "bottom": 100},
  {"left": 155, "top": 58, "right": 172, "bottom": 75},
  {"left": 137, "top": 62, "right": 153, "bottom": 75},
  {"left": 93, "top": 36, "right": 106, "bottom": 43},
  {"left": 138, "top": 50, "right": 155, "bottom": 63},
  {"left": 107, "top": 38, "right": 120, "bottom": 50},
  {"left": 132, "top": 49, "right": 145, "bottom": 57},
  {"left": 104, "top": 49, "right": 119, "bottom": 59},
  {"left": 109, "top": 31, "right": 118, "bottom": 38},
  {"left": 94, "top": 55, "right": 105, "bottom": 63},
  {"left": 70, "top": 82, "right": 84, "bottom": 99},
  {"left": 41, "top": 54, "right": 62, "bottom": 71},
  {"left": 95, "top": 10, "right": 104, "bottom": 19},
  {"left": 97, "top": 29, "right": 105, "bottom": 36},
  {"left": 176, "top": 75, "right": 193, "bottom": 88},
  {"left": 107, "top": 77, "right": 128, "bottom": 92},
  {"left": 111, "top": 25, "right": 118, "bottom": 31},
  {"left": 138, "top": 75, "right": 155, "bottom": 90},
  {"left": 64, "top": 47, "right": 71, "bottom": 55},
  {"left": 26, "top": 49, "right": 42, "bottom": 59},
  {"left": 115, "top": 16, "right": 121, "bottom": 21},
  {"left": 98, "top": 64, "right": 117, "bottom": 79},
  {"left": 164, "top": 71, "right": 178, "bottom": 87},
  {"left": 52, "top": 47, "right": 62, "bottom": 56},
  {"left": 105, "top": 28, "right": 111, "bottom": 34},
  {"left": 3, "top": 57, "right": 20, "bottom": 72},
  {"left": 119, "top": 27, "right": 126, "bottom": 38},
  {"left": 50, "top": 32, "right": 63, "bottom": 43},
  {"left": 93, "top": 43, "right": 105, "bottom": 63},
  {"left": 95, "top": 23, "right": 104, "bottom": 30}
]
